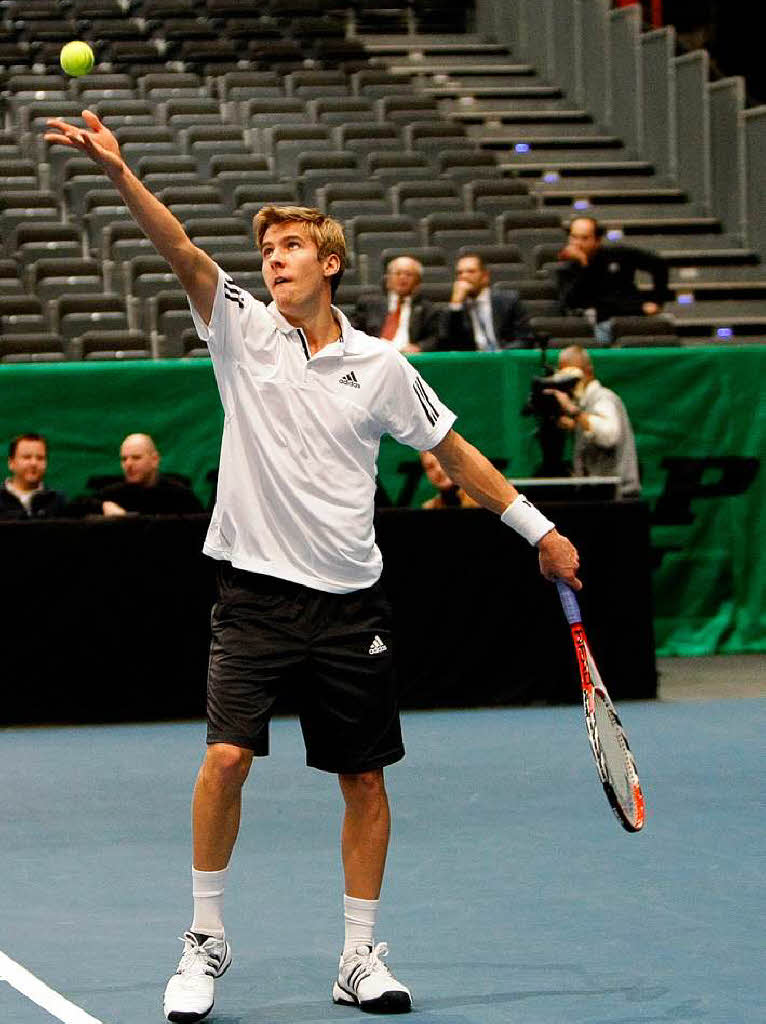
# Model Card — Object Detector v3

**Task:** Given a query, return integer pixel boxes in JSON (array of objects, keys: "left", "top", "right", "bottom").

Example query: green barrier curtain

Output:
[{"left": 1, "top": 347, "right": 763, "bottom": 655}]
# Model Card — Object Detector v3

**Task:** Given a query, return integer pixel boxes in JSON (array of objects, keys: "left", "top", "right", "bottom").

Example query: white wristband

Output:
[{"left": 500, "top": 494, "right": 555, "bottom": 546}]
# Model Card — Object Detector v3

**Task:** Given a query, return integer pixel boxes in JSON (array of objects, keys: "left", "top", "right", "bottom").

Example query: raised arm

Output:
[
  {"left": 44, "top": 109, "right": 218, "bottom": 323},
  {"left": 430, "top": 429, "right": 581, "bottom": 588}
]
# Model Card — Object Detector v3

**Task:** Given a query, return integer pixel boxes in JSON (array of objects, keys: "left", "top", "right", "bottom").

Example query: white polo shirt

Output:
[{"left": 189, "top": 265, "right": 456, "bottom": 593}]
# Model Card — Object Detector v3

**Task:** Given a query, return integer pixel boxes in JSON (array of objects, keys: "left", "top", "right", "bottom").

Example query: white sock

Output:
[
  {"left": 191, "top": 866, "right": 228, "bottom": 940},
  {"left": 343, "top": 894, "right": 378, "bottom": 955}
]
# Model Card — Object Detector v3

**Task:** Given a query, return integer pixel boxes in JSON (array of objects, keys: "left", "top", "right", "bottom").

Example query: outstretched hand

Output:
[
  {"left": 44, "top": 109, "right": 124, "bottom": 176},
  {"left": 538, "top": 529, "right": 582, "bottom": 590}
]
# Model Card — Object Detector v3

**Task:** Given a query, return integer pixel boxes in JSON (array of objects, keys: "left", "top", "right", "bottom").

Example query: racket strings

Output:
[{"left": 593, "top": 693, "right": 638, "bottom": 819}]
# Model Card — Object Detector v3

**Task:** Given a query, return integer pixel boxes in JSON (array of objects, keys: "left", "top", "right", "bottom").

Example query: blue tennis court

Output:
[{"left": 1, "top": 692, "right": 763, "bottom": 1023}]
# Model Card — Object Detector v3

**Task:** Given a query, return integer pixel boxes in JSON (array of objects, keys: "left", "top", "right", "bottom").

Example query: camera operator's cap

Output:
[{"left": 549, "top": 367, "right": 585, "bottom": 384}]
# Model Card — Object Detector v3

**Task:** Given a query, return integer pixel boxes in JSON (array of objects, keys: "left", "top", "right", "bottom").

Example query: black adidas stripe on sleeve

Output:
[
  {"left": 413, "top": 376, "right": 439, "bottom": 427},
  {"left": 223, "top": 277, "right": 245, "bottom": 310}
]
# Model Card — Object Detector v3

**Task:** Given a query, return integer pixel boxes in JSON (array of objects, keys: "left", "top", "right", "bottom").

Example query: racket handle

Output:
[{"left": 555, "top": 578, "right": 582, "bottom": 625}]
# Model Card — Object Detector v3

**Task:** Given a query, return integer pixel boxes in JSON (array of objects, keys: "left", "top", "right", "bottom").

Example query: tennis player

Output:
[{"left": 44, "top": 111, "right": 581, "bottom": 1022}]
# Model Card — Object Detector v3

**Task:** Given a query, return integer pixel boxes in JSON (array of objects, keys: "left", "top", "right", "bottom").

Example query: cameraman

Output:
[{"left": 544, "top": 346, "right": 640, "bottom": 498}]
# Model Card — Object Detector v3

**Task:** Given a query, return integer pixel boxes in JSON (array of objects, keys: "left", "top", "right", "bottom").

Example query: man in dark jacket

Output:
[
  {"left": 97, "top": 433, "right": 203, "bottom": 516},
  {"left": 0, "top": 433, "right": 68, "bottom": 519},
  {"left": 438, "top": 252, "right": 534, "bottom": 351},
  {"left": 556, "top": 216, "right": 670, "bottom": 344},
  {"left": 352, "top": 255, "right": 440, "bottom": 353}
]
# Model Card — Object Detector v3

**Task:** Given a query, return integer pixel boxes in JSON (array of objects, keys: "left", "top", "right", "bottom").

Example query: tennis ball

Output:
[{"left": 60, "top": 41, "right": 95, "bottom": 78}]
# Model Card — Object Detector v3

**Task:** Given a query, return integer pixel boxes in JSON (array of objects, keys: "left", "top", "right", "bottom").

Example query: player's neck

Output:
[{"left": 282, "top": 300, "right": 340, "bottom": 356}]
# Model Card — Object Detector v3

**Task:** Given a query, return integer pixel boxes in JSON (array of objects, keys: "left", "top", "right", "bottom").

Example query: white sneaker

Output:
[
  {"left": 332, "top": 942, "right": 412, "bottom": 1014},
  {"left": 163, "top": 931, "right": 232, "bottom": 1023}
]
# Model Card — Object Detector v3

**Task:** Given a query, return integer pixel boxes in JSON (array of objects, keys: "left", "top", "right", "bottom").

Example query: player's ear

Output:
[{"left": 323, "top": 252, "right": 341, "bottom": 278}]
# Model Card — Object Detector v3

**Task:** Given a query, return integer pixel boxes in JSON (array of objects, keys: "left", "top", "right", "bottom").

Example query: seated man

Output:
[
  {"left": 419, "top": 450, "right": 479, "bottom": 509},
  {"left": 352, "top": 255, "right": 439, "bottom": 353},
  {"left": 544, "top": 345, "right": 640, "bottom": 498},
  {"left": 438, "top": 252, "right": 534, "bottom": 351},
  {"left": 0, "top": 433, "right": 68, "bottom": 519},
  {"left": 98, "top": 432, "right": 203, "bottom": 515},
  {"left": 556, "top": 216, "right": 670, "bottom": 344}
]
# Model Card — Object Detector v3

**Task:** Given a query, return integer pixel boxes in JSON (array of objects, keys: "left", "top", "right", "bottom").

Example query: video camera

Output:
[{"left": 523, "top": 368, "right": 583, "bottom": 423}]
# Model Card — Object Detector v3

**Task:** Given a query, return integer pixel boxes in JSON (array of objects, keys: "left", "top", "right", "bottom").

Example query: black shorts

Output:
[{"left": 206, "top": 563, "right": 405, "bottom": 774}]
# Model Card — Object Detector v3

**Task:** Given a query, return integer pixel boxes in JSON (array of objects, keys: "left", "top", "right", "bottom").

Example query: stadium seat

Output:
[
  {"left": 376, "top": 96, "right": 440, "bottom": 125},
  {"left": 366, "top": 151, "right": 432, "bottom": 189},
  {"left": 611, "top": 316, "right": 679, "bottom": 347},
  {"left": 391, "top": 180, "right": 462, "bottom": 218},
  {"left": 137, "top": 72, "right": 205, "bottom": 101},
  {"left": 0, "top": 295, "right": 49, "bottom": 334},
  {"left": 27, "top": 258, "right": 103, "bottom": 301},
  {"left": 15, "top": 224, "right": 83, "bottom": 267},
  {"left": 315, "top": 182, "right": 391, "bottom": 221},
  {"left": 463, "top": 178, "right": 530, "bottom": 216},
  {"left": 285, "top": 71, "right": 350, "bottom": 99},
  {"left": 51, "top": 294, "right": 130, "bottom": 341},
  {"left": 263, "top": 126, "right": 333, "bottom": 179},
  {"left": 184, "top": 217, "right": 251, "bottom": 256},
  {"left": 160, "top": 98, "right": 223, "bottom": 129},
  {"left": 74, "top": 329, "right": 152, "bottom": 361},
  {"left": 420, "top": 213, "right": 495, "bottom": 260},
  {"left": 180, "top": 125, "right": 249, "bottom": 177},
  {"left": 214, "top": 70, "right": 282, "bottom": 101},
  {"left": 71, "top": 73, "right": 135, "bottom": 101},
  {"left": 351, "top": 70, "right": 413, "bottom": 99},
  {"left": 91, "top": 100, "right": 157, "bottom": 129},
  {"left": 334, "top": 123, "right": 400, "bottom": 161},
  {"left": 307, "top": 98, "right": 375, "bottom": 126},
  {"left": 0, "top": 333, "right": 66, "bottom": 363},
  {"left": 346, "top": 215, "right": 419, "bottom": 282},
  {"left": 0, "top": 159, "right": 39, "bottom": 191},
  {"left": 0, "top": 260, "right": 25, "bottom": 296},
  {"left": 297, "top": 152, "right": 360, "bottom": 206},
  {"left": 234, "top": 183, "right": 301, "bottom": 221},
  {"left": 527, "top": 315, "right": 595, "bottom": 349},
  {"left": 505, "top": 228, "right": 567, "bottom": 267},
  {"left": 0, "top": 192, "right": 60, "bottom": 249}
]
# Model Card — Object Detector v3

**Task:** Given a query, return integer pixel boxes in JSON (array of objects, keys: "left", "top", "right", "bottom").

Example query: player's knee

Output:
[
  {"left": 202, "top": 743, "right": 253, "bottom": 791},
  {"left": 339, "top": 768, "right": 387, "bottom": 810}
]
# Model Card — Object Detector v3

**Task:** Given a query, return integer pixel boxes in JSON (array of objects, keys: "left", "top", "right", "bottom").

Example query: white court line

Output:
[{"left": 0, "top": 950, "right": 105, "bottom": 1024}]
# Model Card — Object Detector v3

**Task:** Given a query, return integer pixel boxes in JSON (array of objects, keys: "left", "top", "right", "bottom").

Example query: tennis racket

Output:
[{"left": 555, "top": 579, "right": 646, "bottom": 833}]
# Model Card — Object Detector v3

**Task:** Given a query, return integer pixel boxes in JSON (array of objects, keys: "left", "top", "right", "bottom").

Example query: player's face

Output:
[
  {"left": 261, "top": 222, "right": 337, "bottom": 314},
  {"left": 120, "top": 439, "right": 159, "bottom": 485},
  {"left": 455, "top": 257, "right": 489, "bottom": 298},
  {"left": 8, "top": 440, "right": 47, "bottom": 489},
  {"left": 386, "top": 259, "right": 420, "bottom": 298}
]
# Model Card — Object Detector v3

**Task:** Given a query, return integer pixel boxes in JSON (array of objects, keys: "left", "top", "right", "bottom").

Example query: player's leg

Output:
[
  {"left": 303, "top": 583, "right": 411, "bottom": 1013},
  {"left": 164, "top": 564, "right": 305, "bottom": 1023},
  {"left": 338, "top": 768, "right": 390, "bottom": 900}
]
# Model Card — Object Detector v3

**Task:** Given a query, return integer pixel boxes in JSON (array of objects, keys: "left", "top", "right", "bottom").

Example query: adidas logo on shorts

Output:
[
  {"left": 369, "top": 634, "right": 388, "bottom": 655},
  {"left": 339, "top": 371, "right": 360, "bottom": 389}
]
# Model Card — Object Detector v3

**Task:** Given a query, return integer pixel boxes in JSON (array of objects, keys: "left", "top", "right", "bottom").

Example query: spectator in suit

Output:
[
  {"left": 352, "top": 256, "right": 440, "bottom": 353},
  {"left": 438, "top": 252, "right": 535, "bottom": 351},
  {"left": 98, "top": 433, "right": 203, "bottom": 516},
  {"left": 0, "top": 433, "right": 68, "bottom": 519},
  {"left": 556, "top": 216, "right": 670, "bottom": 344}
]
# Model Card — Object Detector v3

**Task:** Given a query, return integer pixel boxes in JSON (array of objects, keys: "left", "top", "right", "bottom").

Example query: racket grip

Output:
[{"left": 555, "top": 578, "right": 582, "bottom": 625}]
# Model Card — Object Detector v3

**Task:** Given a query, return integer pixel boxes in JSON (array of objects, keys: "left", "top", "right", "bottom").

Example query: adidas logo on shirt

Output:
[
  {"left": 369, "top": 634, "right": 388, "bottom": 655},
  {"left": 339, "top": 371, "right": 360, "bottom": 389}
]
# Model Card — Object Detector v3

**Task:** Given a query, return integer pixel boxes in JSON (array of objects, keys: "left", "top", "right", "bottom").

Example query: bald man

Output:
[
  {"left": 544, "top": 346, "right": 640, "bottom": 498},
  {"left": 98, "top": 433, "right": 204, "bottom": 516},
  {"left": 352, "top": 256, "right": 440, "bottom": 353}
]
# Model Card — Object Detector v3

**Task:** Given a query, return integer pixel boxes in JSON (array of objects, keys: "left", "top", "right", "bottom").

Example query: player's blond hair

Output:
[{"left": 253, "top": 205, "right": 347, "bottom": 297}]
